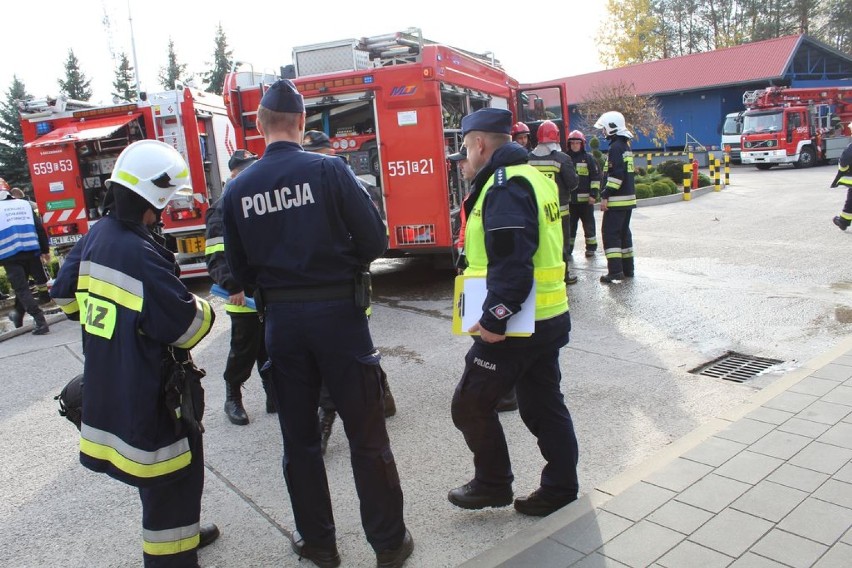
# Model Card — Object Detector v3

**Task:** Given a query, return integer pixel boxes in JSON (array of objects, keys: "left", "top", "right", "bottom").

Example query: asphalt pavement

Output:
[{"left": 1, "top": 163, "right": 851, "bottom": 567}]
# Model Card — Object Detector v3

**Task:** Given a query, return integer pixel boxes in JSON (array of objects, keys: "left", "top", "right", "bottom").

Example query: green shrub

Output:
[
  {"left": 698, "top": 173, "right": 712, "bottom": 187},
  {"left": 636, "top": 183, "right": 653, "bottom": 199},
  {"left": 0, "top": 271, "right": 9, "bottom": 295},
  {"left": 664, "top": 178, "right": 679, "bottom": 193},
  {"left": 651, "top": 181, "right": 671, "bottom": 196},
  {"left": 658, "top": 160, "right": 689, "bottom": 184},
  {"left": 47, "top": 257, "right": 60, "bottom": 279}
]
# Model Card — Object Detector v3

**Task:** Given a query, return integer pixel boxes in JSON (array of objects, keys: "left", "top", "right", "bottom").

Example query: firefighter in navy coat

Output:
[{"left": 51, "top": 140, "right": 219, "bottom": 567}]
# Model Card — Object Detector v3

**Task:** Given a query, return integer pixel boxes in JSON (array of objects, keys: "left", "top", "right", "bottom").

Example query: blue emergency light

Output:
[{"left": 36, "top": 122, "right": 53, "bottom": 135}]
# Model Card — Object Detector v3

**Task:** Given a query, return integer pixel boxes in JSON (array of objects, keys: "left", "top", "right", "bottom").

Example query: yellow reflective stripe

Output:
[
  {"left": 143, "top": 524, "right": 200, "bottom": 556},
  {"left": 88, "top": 277, "right": 143, "bottom": 312},
  {"left": 80, "top": 425, "right": 191, "bottom": 479},
  {"left": 54, "top": 297, "right": 79, "bottom": 315},
  {"left": 606, "top": 177, "right": 623, "bottom": 190},
  {"left": 173, "top": 297, "right": 213, "bottom": 349},
  {"left": 205, "top": 236, "right": 224, "bottom": 255},
  {"left": 539, "top": 290, "right": 568, "bottom": 306},
  {"left": 115, "top": 170, "right": 140, "bottom": 186},
  {"left": 575, "top": 164, "right": 589, "bottom": 175},
  {"left": 841, "top": 212, "right": 852, "bottom": 221},
  {"left": 534, "top": 266, "right": 564, "bottom": 282},
  {"left": 225, "top": 303, "right": 256, "bottom": 313}
]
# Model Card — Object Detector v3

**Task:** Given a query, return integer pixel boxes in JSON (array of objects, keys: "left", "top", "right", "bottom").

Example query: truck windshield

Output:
[
  {"left": 722, "top": 116, "right": 742, "bottom": 136},
  {"left": 742, "top": 111, "right": 783, "bottom": 134}
]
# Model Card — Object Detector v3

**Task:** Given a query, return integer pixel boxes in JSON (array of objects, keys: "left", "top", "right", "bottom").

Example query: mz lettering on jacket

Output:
[{"left": 241, "top": 183, "right": 315, "bottom": 217}]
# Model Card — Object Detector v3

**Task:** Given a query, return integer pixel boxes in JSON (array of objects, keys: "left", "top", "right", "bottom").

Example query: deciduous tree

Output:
[{"left": 576, "top": 81, "right": 674, "bottom": 147}]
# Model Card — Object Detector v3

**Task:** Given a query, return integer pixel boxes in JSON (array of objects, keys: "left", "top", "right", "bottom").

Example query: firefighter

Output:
[
  {"left": 831, "top": 135, "right": 852, "bottom": 231},
  {"left": 594, "top": 111, "right": 636, "bottom": 283},
  {"left": 565, "top": 130, "right": 602, "bottom": 258},
  {"left": 447, "top": 107, "right": 579, "bottom": 518},
  {"left": 50, "top": 140, "right": 219, "bottom": 567},
  {"left": 1, "top": 179, "right": 50, "bottom": 334},
  {"left": 527, "top": 120, "right": 580, "bottom": 284},
  {"left": 511, "top": 121, "right": 531, "bottom": 150},
  {"left": 301, "top": 129, "right": 397, "bottom": 455},
  {"left": 205, "top": 149, "right": 276, "bottom": 425},
  {"left": 221, "top": 80, "right": 413, "bottom": 568}
]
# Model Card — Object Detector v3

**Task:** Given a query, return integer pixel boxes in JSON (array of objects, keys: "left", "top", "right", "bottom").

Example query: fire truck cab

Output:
[
  {"left": 19, "top": 88, "right": 234, "bottom": 278},
  {"left": 223, "top": 29, "right": 520, "bottom": 265},
  {"left": 740, "top": 86, "right": 852, "bottom": 170}
]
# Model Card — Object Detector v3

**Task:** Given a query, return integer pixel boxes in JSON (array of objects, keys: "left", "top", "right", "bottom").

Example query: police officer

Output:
[
  {"left": 50, "top": 140, "right": 219, "bottom": 567},
  {"left": 527, "top": 120, "right": 579, "bottom": 284},
  {"left": 447, "top": 108, "right": 580, "bottom": 518},
  {"left": 831, "top": 132, "right": 852, "bottom": 230},
  {"left": 301, "top": 130, "right": 397, "bottom": 455},
  {"left": 565, "top": 130, "right": 602, "bottom": 258},
  {"left": 1, "top": 179, "right": 50, "bottom": 334},
  {"left": 595, "top": 111, "right": 636, "bottom": 282},
  {"left": 205, "top": 149, "right": 275, "bottom": 425},
  {"left": 221, "top": 80, "right": 413, "bottom": 568}
]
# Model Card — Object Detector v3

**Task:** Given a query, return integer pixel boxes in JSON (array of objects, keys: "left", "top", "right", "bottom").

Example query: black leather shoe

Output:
[
  {"left": 290, "top": 530, "right": 341, "bottom": 568},
  {"left": 198, "top": 523, "right": 220, "bottom": 548},
  {"left": 376, "top": 529, "right": 414, "bottom": 568},
  {"left": 8, "top": 310, "right": 23, "bottom": 329},
  {"left": 31, "top": 323, "right": 50, "bottom": 335},
  {"left": 448, "top": 480, "right": 513, "bottom": 510},
  {"left": 834, "top": 216, "right": 849, "bottom": 231},
  {"left": 565, "top": 274, "right": 579, "bottom": 285},
  {"left": 600, "top": 272, "right": 625, "bottom": 283},
  {"left": 265, "top": 395, "right": 277, "bottom": 414},
  {"left": 514, "top": 488, "right": 577, "bottom": 517}
]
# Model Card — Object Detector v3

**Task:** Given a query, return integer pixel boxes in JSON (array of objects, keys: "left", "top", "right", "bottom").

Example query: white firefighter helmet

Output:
[
  {"left": 594, "top": 111, "right": 634, "bottom": 139},
  {"left": 106, "top": 140, "right": 192, "bottom": 209}
]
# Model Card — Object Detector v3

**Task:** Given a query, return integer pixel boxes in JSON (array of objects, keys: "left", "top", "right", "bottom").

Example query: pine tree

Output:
[
  {"left": 204, "top": 23, "right": 233, "bottom": 95},
  {"left": 57, "top": 48, "right": 94, "bottom": 101},
  {"left": 112, "top": 52, "right": 137, "bottom": 102},
  {"left": 159, "top": 38, "right": 188, "bottom": 90},
  {"left": 0, "top": 76, "right": 33, "bottom": 192}
]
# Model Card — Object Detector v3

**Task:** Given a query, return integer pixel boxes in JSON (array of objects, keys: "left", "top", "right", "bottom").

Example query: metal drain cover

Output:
[{"left": 691, "top": 352, "right": 783, "bottom": 383}]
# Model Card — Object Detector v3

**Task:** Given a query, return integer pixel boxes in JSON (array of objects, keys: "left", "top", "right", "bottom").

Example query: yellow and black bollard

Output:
[
  {"left": 724, "top": 153, "right": 730, "bottom": 187},
  {"left": 683, "top": 162, "right": 691, "bottom": 201}
]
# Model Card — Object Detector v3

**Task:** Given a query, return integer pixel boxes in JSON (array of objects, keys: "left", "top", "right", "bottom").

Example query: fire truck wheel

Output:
[{"left": 793, "top": 146, "right": 816, "bottom": 169}]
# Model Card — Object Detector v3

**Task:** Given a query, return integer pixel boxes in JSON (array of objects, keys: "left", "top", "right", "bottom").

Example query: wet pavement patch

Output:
[{"left": 690, "top": 351, "right": 783, "bottom": 383}]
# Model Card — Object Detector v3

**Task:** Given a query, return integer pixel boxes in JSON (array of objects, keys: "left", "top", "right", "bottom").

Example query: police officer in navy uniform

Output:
[
  {"left": 50, "top": 140, "right": 219, "bottom": 567},
  {"left": 204, "top": 149, "right": 275, "bottom": 425},
  {"left": 831, "top": 132, "right": 852, "bottom": 230},
  {"left": 448, "top": 108, "right": 580, "bottom": 518},
  {"left": 221, "top": 80, "right": 413, "bottom": 568}
]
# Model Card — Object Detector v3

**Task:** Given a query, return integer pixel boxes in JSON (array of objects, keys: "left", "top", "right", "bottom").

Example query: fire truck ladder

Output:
[
  {"left": 149, "top": 89, "right": 189, "bottom": 158},
  {"left": 359, "top": 28, "right": 500, "bottom": 69}
]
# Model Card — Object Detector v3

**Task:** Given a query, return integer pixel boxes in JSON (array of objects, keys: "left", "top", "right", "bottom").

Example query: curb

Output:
[
  {"left": 0, "top": 310, "right": 67, "bottom": 342},
  {"left": 461, "top": 333, "right": 852, "bottom": 567}
]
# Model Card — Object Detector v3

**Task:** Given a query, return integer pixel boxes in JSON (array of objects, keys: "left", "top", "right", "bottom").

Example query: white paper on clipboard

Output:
[{"left": 459, "top": 277, "right": 535, "bottom": 336}]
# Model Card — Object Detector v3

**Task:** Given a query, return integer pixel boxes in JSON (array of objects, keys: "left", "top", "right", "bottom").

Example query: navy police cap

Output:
[
  {"left": 260, "top": 79, "right": 305, "bottom": 113},
  {"left": 461, "top": 108, "right": 513, "bottom": 136},
  {"left": 448, "top": 145, "right": 467, "bottom": 161}
]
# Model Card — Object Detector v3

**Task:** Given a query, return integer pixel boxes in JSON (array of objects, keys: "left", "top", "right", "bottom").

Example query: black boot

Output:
[
  {"left": 381, "top": 369, "right": 396, "bottom": 418},
  {"left": 496, "top": 388, "right": 518, "bottom": 412},
  {"left": 8, "top": 309, "right": 23, "bottom": 329},
  {"left": 224, "top": 382, "right": 249, "bottom": 425},
  {"left": 319, "top": 407, "right": 336, "bottom": 455},
  {"left": 31, "top": 313, "right": 49, "bottom": 335}
]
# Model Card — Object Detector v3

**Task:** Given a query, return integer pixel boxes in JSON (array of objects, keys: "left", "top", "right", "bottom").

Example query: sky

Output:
[{"left": 3, "top": 1, "right": 609, "bottom": 104}]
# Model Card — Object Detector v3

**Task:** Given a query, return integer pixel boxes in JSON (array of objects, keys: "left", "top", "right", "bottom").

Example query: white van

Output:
[{"left": 721, "top": 112, "right": 743, "bottom": 162}]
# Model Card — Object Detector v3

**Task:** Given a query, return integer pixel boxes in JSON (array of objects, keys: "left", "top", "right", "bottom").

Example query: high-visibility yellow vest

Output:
[{"left": 464, "top": 165, "right": 568, "bottom": 321}]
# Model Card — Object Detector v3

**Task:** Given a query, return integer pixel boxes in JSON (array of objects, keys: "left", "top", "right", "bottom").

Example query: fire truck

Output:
[
  {"left": 223, "top": 29, "right": 534, "bottom": 265},
  {"left": 740, "top": 86, "right": 852, "bottom": 170},
  {"left": 18, "top": 87, "right": 235, "bottom": 278}
]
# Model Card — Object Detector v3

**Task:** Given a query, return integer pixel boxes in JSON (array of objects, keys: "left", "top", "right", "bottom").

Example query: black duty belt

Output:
[{"left": 263, "top": 283, "right": 354, "bottom": 303}]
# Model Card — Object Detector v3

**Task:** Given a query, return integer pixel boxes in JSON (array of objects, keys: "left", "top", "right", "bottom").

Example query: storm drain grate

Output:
[{"left": 690, "top": 351, "right": 783, "bottom": 383}]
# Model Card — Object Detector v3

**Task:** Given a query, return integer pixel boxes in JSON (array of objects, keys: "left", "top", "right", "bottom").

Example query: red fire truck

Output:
[
  {"left": 740, "top": 86, "right": 852, "bottom": 169},
  {"left": 223, "top": 30, "right": 536, "bottom": 265},
  {"left": 19, "top": 88, "right": 235, "bottom": 277}
]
